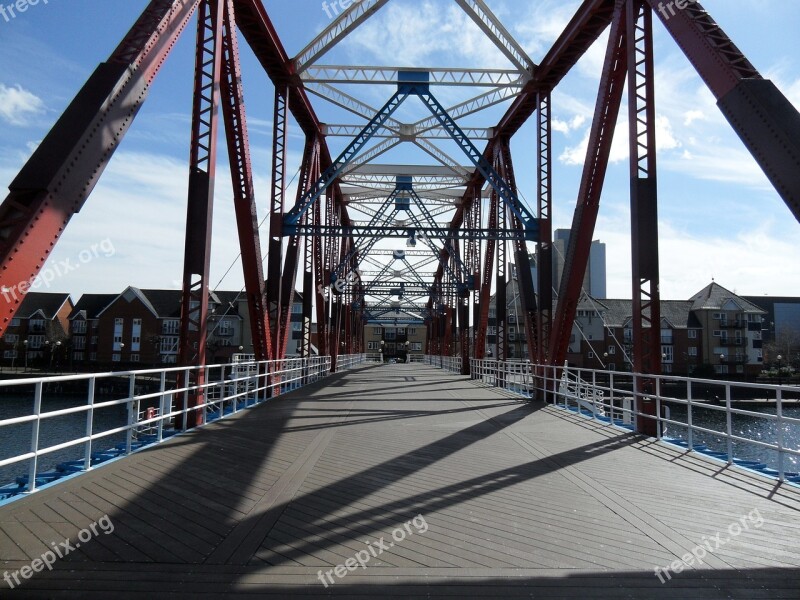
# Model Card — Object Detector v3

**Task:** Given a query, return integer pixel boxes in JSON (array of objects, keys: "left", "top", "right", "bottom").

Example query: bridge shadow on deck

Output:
[{"left": 1, "top": 364, "right": 799, "bottom": 598}]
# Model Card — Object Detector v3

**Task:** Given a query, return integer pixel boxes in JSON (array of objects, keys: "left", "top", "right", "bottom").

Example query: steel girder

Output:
[
  {"left": 177, "top": 0, "right": 224, "bottom": 429},
  {"left": 549, "top": 2, "right": 628, "bottom": 367},
  {"left": 0, "top": 0, "right": 200, "bottom": 336},
  {"left": 220, "top": 0, "right": 273, "bottom": 363},
  {"left": 628, "top": 1, "right": 661, "bottom": 435},
  {"left": 646, "top": 0, "right": 800, "bottom": 221}
]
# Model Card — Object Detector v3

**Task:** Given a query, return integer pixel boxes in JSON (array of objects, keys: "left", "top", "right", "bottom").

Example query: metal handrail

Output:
[
  {"left": 468, "top": 359, "right": 800, "bottom": 483},
  {"left": 0, "top": 354, "right": 367, "bottom": 496}
]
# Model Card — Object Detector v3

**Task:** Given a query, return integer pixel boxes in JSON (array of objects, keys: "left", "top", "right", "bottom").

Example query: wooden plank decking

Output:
[{"left": 1, "top": 363, "right": 799, "bottom": 598}]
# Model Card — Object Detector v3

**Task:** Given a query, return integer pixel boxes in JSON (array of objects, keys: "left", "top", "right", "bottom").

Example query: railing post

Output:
[
  {"left": 157, "top": 371, "right": 167, "bottom": 443},
  {"left": 686, "top": 379, "right": 693, "bottom": 450},
  {"left": 725, "top": 383, "right": 733, "bottom": 464},
  {"left": 125, "top": 373, "right": 136, "bottom": 454},
  {"left": 777, "top": 387, "right": 785, "bottom": 482},
  {"left": 26, "top": 381, "right": 43, "bottom": 493},
  {"left": 182, "top": 367, "right": 190, "bottom": 431},
  {"left": 84, "top": 377, "right": 96, "bottom": 471}
]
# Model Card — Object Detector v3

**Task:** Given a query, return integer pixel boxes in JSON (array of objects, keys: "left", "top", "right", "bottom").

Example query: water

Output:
[
  {"left": 0, "top": 390, "right": 129, "bottom": 487},
  {"left": 663, "top": 403, "right": 800, "bottom": 472}
]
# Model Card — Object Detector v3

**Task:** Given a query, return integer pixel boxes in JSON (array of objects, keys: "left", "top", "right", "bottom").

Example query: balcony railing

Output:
[{"left": 719, "top": 321, "right": 745, "bottom": 329}]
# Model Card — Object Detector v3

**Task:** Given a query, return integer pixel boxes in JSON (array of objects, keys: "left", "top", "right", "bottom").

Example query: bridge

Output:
[{"left": 1, "top": 0, "right": 800, "bottom": 597}]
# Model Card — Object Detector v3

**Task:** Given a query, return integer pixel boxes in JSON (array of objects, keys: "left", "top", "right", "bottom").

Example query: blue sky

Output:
[{"left": 0, "top": 0, "right": 798, "bottom": 302}]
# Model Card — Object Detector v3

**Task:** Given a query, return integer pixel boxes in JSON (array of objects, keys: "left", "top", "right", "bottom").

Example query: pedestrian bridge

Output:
[{"left": 1, "top": 361, "right": 799, "bottom": 598}]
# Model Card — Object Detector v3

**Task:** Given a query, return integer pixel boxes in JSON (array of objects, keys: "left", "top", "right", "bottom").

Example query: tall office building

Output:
[{"left": 551, "top": 229, "right": 607, "bottom": 299}]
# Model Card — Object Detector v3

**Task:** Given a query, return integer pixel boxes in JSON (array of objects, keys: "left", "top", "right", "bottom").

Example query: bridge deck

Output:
[{"left": 1, "top": 364, "right": 799, "bottom": 599}]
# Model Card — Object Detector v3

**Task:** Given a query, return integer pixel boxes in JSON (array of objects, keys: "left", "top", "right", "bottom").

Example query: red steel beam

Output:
[
  {"left": 0, "top": 0, "right": 200, "bottom": 337},
  {"left": 645, "top": 0, "right": 800, "bottom": 221},
  {"left": 177, "top": 0, "right": 225, "bottom": 429},
  {"left": 220, "top": 0, "right": 272, "bottom": 362},
  {"left": 536, "top": 92, "right": 553, "bottom": 366},
  {"left": 628, "top": 0, "right": 661, "bottom": 434},
  {"left": 549, "top": 1, "right": 628, "bottom": 366}
]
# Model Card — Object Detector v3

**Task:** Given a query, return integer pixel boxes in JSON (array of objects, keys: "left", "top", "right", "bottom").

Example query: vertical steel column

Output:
[
  {"left": 219, "top": 0, "right": 271, "bottom": 361},
  {"left": 301, "top": 222, "right": 313, "bottom": 358},
  {"left": 474, "top": 192, "right": 498, "bottom": 359},
  {"left": 278, "top": 138, "right": 318, "bottom": 360},
  {"left": 536, "top": 92, "right": 553, "bottom": 366},
  {"left": 266, "top": 85, "right": 289, "bottom": 359},
  {"left": 178, "top": 0, "right": 224, "bottom": 429},
  {"left": 500, "top": 139, "right": 538, "bottom": 362},
  {"left": 495, "top": 148, "right": 508, "bottom": 362},
  {"left": 628, "top": 0, "right": 661, "bottom": 435},
  {"left": 313, "top": 196, "right": 328, "bottom": 358}
]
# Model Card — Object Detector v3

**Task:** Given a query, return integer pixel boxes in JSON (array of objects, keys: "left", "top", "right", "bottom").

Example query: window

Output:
[
  {"left": 28, "top": 335, "right": 44, "bottom": 349},
  {"left": 163, "top": 320, "right": 179, "bottom": 335},
  {"left": 90, "top": 352, "right": 97, "bottom": 361},
  {"left": 688, "top": 347, "right": 698, "bottom": 357},
  {"left": 163, "top": 355, "right": 177, "bottom": 364},
  {"left": 160, "top": 336, "right": 179, "bottom": 354},
  {"left": 292, "top": 322, "right": 303, "bottom": 332},
  {"left": 5, "top": 334, "right": 18, "bottom": 344},
  {"left": 385, "top": 330, "right": 396, "bottom": 341},
  {"left": 713, "top": 330, "right": 721, "bottom": 337},
  {"left": 408, "top": 328, "right": 416, "bottom": 336},
  {"left": 662, "top": 346, "right": 674, "bottom": 363},
  {"left": 396, "top": 328, "right": 406, "bottom": 336},
  {"left": 688, "top": 329, "right": 697, "bottom": 339},
  {"left": 608, "top": 346, "right": 616, "bottom": 355},
  {"left": 72, "top": 321, "right": 86, "bottom": 334},
  {"left": 131, "top": 318, "right": 142, "bottom": 351},
  {"left": 588, "top": 352, "right": 594, "bottom": 359},
  {"left": 487, "top": 326, "right": 497, "bottom": 335},
  {"left": 131, "top": 354, "right": 140, "bottom": 363},
  {"left": 411, "top": 342, "right": 422, "bottom": 351},
  {"left": 373, "top": 327, "right": 382, "bottom": 336},
  {"left": 73, "top": 352, "right": 84, "bottom": 362},
  {"left": 509, "top": 326, "right": 516, "bottom": 334},
  {"left": 90, "top": 336, "right": 98, "bottom": 346},
  {"left": 736, "top": 365, "right": 744, "bottom": 374},
  {"left": 4, "top": 350, "right": 17, "bottom": 359},
  {"left": 218, "top": 319, "right": 233, "bottom": 336},
  {"left": 113, "top": 318, "right": 124, "bottom": 351},
  {"left": 73, "top": 337, "right": 86, "bottom": 350},
  {"left": 112, "top": 354, "right": 121, "bottom": 362},
  {"left": 662, "top": 364, "right": 673, "bottom": 373},
  {"left": 29, "top": 318, "right": 45, "bottom": 331},
  {"left": 608, "top": 363, "right": 616, "bottom": 371},
  {"left": 756, "top": 350, "right": 763, "bottom": 362},
  {"left": 10, "top": 318, "right": 20, "bottom": 327},
  {"left": 292, "top": 303, "right": 303, "bottom": 314},
  {"left": 385, "top": 343, "right": 396, "bottom": 351},
  {"left": 367, "top": 341, "right": 379, "bottom": 350},
  {"left": 715, "top": 365, "right": 729, "bottom": 375}
]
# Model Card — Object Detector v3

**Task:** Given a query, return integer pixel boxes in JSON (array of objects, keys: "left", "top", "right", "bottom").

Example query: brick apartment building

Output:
[{"left": 2, "top": 292, "right": 73, "bottom": 368}]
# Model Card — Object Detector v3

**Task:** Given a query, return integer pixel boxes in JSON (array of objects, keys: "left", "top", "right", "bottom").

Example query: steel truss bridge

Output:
[{"left": 0, "top": 0, "right": 798, "bottom": 435}]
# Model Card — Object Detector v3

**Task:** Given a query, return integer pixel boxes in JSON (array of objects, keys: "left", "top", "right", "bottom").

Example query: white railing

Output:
[
  {"left": 424, "top": 355, "right": 463, "bottom": 374},
  {"left": 523, "top": 363, "right": 800, "bottom": 484},
  {"left": 335, "top": 353, "right": 368, "bottom": 372},
  {"left": 470, "top": 359, "right": 533, "bottom": 397},
  {"left": 0, "top": 356, "right": 348, "bottom": 499}
]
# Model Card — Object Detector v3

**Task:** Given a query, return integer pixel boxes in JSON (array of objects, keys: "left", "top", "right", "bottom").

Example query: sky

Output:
[{"left": 0, "top": 0, "right": 798, "bottom": 304}]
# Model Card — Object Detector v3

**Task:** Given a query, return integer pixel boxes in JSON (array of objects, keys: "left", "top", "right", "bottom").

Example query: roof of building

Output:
[
  {"left": 69, "top": 294, "right": 118, "bottom": 320},
  {"left": 689, "top": 282, "right": 766, "bottom": 313},
  {"left": 16, "top": 292, "right": 72, "bottom": 319},
  {"left": 577, "top": 295, "right": 701, "bottom": 329}
]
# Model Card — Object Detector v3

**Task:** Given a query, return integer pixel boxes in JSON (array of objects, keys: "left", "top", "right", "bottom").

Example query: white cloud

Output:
[{"left": 0, "top": 83, "right": 45, "bottom": 126}]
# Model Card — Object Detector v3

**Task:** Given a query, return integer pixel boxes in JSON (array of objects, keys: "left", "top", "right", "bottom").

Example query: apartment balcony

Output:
[
  {"left": 720, "top": 338, "right": 744, "bottom": 347},
  {"left": 719, "top": 321, "right": 745, "bottom": 329}
]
